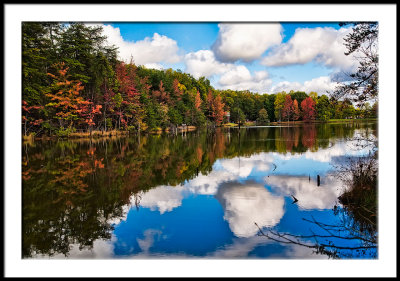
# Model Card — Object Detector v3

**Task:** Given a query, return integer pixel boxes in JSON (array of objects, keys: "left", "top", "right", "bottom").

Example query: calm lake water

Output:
[{"left": 22, "top": 121, "right": 377, "bottom": 259}]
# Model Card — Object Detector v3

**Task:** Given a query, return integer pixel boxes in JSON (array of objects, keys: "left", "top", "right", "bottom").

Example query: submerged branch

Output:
[{"left": 255, "top": 212, "right": 377, "bottom": 259}]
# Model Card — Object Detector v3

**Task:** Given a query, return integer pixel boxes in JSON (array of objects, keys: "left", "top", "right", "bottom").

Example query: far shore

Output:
[
  {"left": 23, "top": 118, "right": 377, "bottom": 142},
  {"left": 223, "top": 118, "right": 377, "bottom": 128}
]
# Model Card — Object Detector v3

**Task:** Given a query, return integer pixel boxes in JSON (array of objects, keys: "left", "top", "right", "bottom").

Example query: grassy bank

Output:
[
  {"left": 69, "top": 130, "right": 130, "bottom": 138},
  {"left": 337, "top": 154, "right": 378, "bottom": 233},
  {"left": 326, "top": 118, "right": 377, "bottom": 124},
  {"left": 23, "top": 126, "right": 199, "bottom": 141},
  {"left": 222, "top": 123, "right": 238, "bottom": 128},
  {"left": 268, "top": 118, "right": 377, "bottom": 125}
]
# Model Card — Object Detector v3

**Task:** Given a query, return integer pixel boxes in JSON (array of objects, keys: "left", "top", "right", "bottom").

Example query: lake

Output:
[{"left": 22, "top": 121, "right": 378, "bottom": 259}]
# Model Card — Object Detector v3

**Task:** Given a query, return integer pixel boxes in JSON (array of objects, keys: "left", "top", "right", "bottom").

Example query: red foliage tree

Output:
[
  {"left": 77, "top": 102, "right": 102, "bottom": 133},
  {"left": 114, "top": 62, "right": 142, "bottom": 129},
  {"left": 301, "top": 97, "right": 316, "bottom": 121},
  {"left": 194, "top": 90, "right": 202, "bottom": 111},
  {"left": 211, "top": 94, "right": 226, "bottom": 126},
  {"left": 46, "top": 62, "right": 88, "bottom": 131},
  {"left": 172, "top": 78, "right": 183, "bottom": 101},
  {"left": 152, "top": 80, "right": 170, "bottom": 104},
  {"left": 282, "top": 95, "right": 294, "bottom": 121},
  {"left": 293, "top": 99, "right": 301, "bottom": 121},
  {"left": 22, "top": 100, "right": 43, "bottom": 136}
]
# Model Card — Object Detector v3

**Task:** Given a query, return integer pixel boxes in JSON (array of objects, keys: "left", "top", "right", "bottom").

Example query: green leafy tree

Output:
[
  {"left": 290, "top": 91, "right": 308, "bottom": 106},
  {"left": 265, "top": 94, "right": 276, "bottom": 122},
  {"left": 231, "top": 107, "right": 246, "bottom": 126},
  {"left": 257, "top": 108, "right": 269, "bottom": 125},
  {"left": 342, "top": 102, "right": 356, "bottom": 119},
  {"left": 316, "top": 95, "right": 332, "bottom": 121},
  {"left": 241, "top": 91, "right": 256, "bottom": 120},
  {"left": 371, "top": 101, "right": 378, "bottom": 118},
  {"left": 168, "top": 107, "right": 183, "bottom": 127},
  {"left": 309, "top": 91, "right": 318, "bottom": 102},
  {"left": 274, "top": 92, "right": 286, "bottom": 121},
  {"left": 359, "top": 102, "right": 372, "bottom": 118}
]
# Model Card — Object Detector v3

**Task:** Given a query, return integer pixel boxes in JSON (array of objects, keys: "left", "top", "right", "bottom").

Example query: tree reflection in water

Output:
[{"left": 22, "top": 122, "right": 377, "bottom": 258}]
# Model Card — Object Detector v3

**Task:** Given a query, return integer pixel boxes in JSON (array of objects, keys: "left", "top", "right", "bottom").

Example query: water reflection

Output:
[
  {"left": 265, "top": 175, "right": 342, "bottom": 210},
  {"left": 139, "top": 185, "right": 186, "bottom": 214},
  {"left": 22, "top": 121, "right": 377, "bottom": 258},
  {"left": 215, "top": 181, "right": 284, "bottom": 238}
]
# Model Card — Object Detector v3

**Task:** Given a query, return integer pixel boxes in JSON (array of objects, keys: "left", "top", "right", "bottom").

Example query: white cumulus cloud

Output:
[
  {"left": 184, "top": 50, "right": 233, "bottom": 79},
  {"left": 262, "top": 27, "right": 357, "bottom": 71},
  {"left": 270, "top": 76, "right": 339, "bottom": 95},
  {"left": 142, "top": 63, "right": 164, "bottom": 70},
  {"left": 184, "top": 51, "right": 274, "bottom": 93},
  {"left": 212, "top": 23, "right": 283, "bottom": 62},
  {"left": 95, "top": 24, "right": 181, "bottom": 66},
  {"left": 218, "top": 66, "right": 273, "bottom": 93}
]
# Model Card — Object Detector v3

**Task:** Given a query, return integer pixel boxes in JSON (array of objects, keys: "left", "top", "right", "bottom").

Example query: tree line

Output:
[{"left": 22, "top": 22, "right": 378, "bottom": 137}]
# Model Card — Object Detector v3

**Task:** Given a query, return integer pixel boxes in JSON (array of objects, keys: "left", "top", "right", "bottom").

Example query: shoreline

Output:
[{"left": 22, "top": 119, "right": 377, "bottom": 142}]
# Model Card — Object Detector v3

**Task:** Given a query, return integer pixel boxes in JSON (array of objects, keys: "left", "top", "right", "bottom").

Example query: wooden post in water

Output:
[{"left": 317, "top": 175, "right": 320, "bottom": 186}]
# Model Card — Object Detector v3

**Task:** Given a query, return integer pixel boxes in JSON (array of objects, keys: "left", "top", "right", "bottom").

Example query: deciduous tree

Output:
[
  {"left": 22, "top": 100, "right": 44, "bottom": 136},
  {"left": 301, "top": 97, "right": 316, "bottom": 122},
  {"left": 45, "top": 62, "right": 87, "bottom": 133},
  {"left": 257, "top": 108, "right": 269, "bottom": 124},
  {"left": 211, "top": 94, "right": 226, "bottom": 126},
  {"left": 292, "top": 100, "right": 300, "bottom": 121},
  {"left": 316, "top": 95, "right": 331, "bottom": 121},
  {"left": 282, "top": 95, "right": 294, "bottom": 122},
  {"left": 274, "top": 92, "right": 286, "bottom": 121}
]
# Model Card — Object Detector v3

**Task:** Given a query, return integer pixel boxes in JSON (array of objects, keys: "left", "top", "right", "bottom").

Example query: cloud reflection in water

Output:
[
  {"left": 265, "top": 174, "right": 343, "bottom": 210},
  {"left": 139, "top": 185, "right": 186, "bottom": 214},
  {"left": 215, "top": 181, "right": 285, "bottom": 238}
]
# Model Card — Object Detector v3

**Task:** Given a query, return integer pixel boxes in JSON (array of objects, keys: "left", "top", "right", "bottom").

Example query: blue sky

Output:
[{"left": 92, "top": 22, "right": 357, "bottom": 95}]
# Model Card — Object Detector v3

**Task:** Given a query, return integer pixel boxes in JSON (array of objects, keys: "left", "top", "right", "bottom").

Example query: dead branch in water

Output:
[{"left": 255, "top": 211, "right": 377, "bottom": 259}]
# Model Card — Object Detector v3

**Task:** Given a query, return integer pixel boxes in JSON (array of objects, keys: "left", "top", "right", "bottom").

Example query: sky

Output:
[{"left": 91, "top": 22, "right": 360, "bottom": 95}]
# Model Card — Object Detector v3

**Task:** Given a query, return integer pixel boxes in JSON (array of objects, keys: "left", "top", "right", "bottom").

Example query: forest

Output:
[{"left": 22, "top": 22, "right": 378, "bottom": 137}]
